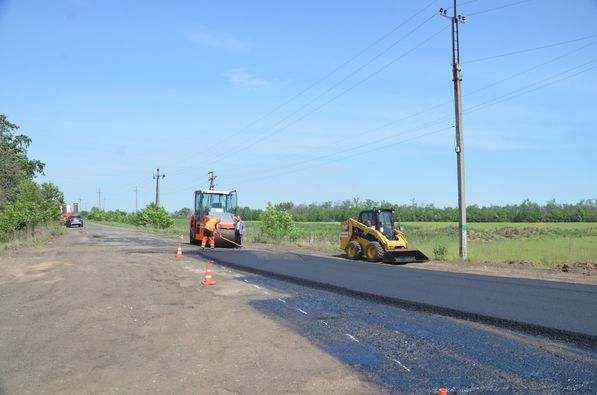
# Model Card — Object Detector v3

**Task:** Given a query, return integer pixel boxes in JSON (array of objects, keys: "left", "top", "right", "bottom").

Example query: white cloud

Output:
[
  {"left": 188, "top": 28, "right": 250, "bottom": 52},
  {"left": 225, "top": 69, "right": 289, "bottom": 88}
]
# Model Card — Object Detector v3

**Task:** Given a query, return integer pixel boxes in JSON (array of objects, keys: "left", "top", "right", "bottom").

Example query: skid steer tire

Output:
[
  {"left": 345, "top": 241, "right": 362, "bottom": 260},
  {"left": 365, "top": 241, "right": 384, "bottom": 262}
]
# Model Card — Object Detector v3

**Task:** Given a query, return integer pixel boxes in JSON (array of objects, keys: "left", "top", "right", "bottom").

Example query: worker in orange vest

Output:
[{"left": 201, "top": 217, "right": 221, "bottom": 249}]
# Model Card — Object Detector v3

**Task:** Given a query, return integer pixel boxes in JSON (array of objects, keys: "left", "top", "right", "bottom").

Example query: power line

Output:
[
  {"left": 214, "top": 1, "right": 441, "bottom": 148},
  {"left": 121, "top": 3, "right": 597, "bottom": 207},
  {"left": 159, "top": 54, "right": 597, "bottom": 201},
  {"left": 466, "top": 0, "right": 532, "bottom": 17},
  {"left": 164, "top": 10, "right": 445, "bottom": 179},
  {"left": 230, "top": 21, "right": 449, "bottom": 157},
  {"left": 464, "top": 34, "right": 597, "bottom": 64},
  {"left": 464, "top": 58, "right": 597, "bottom": 115},
  {"left": 250, "top": 39, "right": 597, "bottom": 176},
  {"left": 166, "top": 1, "right": 535, "bottom": 179},
  {"left": 228, "top": 56, "right": 597, "bottom": 189},
  {"left": 239, "top": 126, "right": 452, "bottom": 185},
  {"left": 159, "top": 38, "right": 597, "bottom": 201}
]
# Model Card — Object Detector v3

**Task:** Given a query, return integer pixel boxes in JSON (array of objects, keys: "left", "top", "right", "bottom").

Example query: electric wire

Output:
[
  {"left": 465, "top": 34, "right": 597, "bottom": 64},
  {"left": 107, "top": 1, "right": 594, "bottom": 207},
  {"left": 220, "top": 0, "right": 538, "bottom": 160},
  {"left": 228, "top": 22, "right": 449, "bottom": 157},
  {"left": 158, "top": 41, "right": 597, "bottom": 199},
  {"left": 202, "top": 40, "right": 597, "bottom": 183},
  {"left": 165, "top": 4, "right": 437, "bottom": 175},
  {"left": 218, "top": 0, "right": 440, "bottom": 145},
  {"left": 228, "top": 56, "right": 597, "bottom": 187},
  {"left": 466, "top": 0, "right": 532, "bottom": 17},
  {"left": 166, "top": 0, "right": 535, "bottom": 179}
]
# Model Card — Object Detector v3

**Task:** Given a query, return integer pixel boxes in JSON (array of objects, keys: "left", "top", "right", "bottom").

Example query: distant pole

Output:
[
  {"left": 441, "top": 0, "right": 467, "bottom": 259},
  {"left": 134, "top": 186, "right": 139, "bottom": 212},
  {"left": 103, "top": 197, "right": 107, "bottom": 211},
  {"left": 153, "top": 168, "right": 165, "bottom": 208},
  {"left": 97, "top": 189, "right": 102, "bottom": 210},
  {"left": 208, "top": 171, "right": 217, "bottom": 191}
]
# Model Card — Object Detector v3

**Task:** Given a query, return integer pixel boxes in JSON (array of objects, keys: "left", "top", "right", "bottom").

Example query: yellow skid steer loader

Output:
[{"left": 340, "top": 208, "right": 428, "bottom": 264}]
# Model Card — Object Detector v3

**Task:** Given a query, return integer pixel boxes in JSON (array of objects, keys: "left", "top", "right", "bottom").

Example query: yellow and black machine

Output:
[{"left": 340, "top": 208, "right": 428, "bottom": 264}]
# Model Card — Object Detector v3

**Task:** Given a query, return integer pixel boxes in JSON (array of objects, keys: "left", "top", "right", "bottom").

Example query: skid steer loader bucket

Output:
[{"left": 383, "top": 248, "right": 429, "bottom": 264}]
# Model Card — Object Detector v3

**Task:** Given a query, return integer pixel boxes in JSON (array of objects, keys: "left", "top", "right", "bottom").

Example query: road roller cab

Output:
[{"left": 189, "top": 189, "right": 238, "bottom": 247}]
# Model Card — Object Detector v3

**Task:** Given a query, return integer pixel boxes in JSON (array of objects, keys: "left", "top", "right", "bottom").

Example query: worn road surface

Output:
[
  {"left": 1, "top": 223, "right": 596, "bottom": 394},
  {"left": 0, "top": 224, "right": 379, "bottom": 395}
]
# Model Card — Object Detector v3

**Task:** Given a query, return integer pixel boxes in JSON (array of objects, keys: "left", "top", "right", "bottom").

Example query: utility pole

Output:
[
  {"left": 441, "top": 1, "right": 467, "bottom": 259},
  {"left": 154, "top": 168, "right": 165, "bottom": 208},
  {"left": 97, "top": 189, "right": 102, "bottom": 210},
  {"left": 134, "top": 186, "right": 139, "bottom": 212},
  {"left": 208, "top": 171, "right": 216, "bottom": 191}
]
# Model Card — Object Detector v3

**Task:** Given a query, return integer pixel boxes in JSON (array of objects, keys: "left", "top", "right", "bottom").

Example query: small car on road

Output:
[{"left": 65, "top": 214, "right": 84, "bottom": 228}]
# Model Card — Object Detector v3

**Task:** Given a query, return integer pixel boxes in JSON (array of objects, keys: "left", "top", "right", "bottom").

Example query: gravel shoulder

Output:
[{"left": 0, "top": 224, "right": 381, "bottom": 395}]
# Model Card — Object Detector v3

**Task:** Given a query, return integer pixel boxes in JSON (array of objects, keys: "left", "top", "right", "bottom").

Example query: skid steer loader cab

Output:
[
  {"left": 359, "top": 209, "right": 395, "bottom": 239},
  {"left": 189, "top": 190, "right": 239, "bottom": 247},
  {"left": 340, "top": 208, "right": 428, "bottom": 264}
]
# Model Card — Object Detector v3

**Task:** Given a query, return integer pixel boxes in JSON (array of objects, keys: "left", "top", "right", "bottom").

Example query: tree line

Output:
[
  {"left": 82, "top": 204, "right": 174, "bottom": 229},
  {"left": 232, "top": 198, "right": 597, "bottom": 223},
  {"left": 0, "top": 115, "right": 64, "bottom": 241}
]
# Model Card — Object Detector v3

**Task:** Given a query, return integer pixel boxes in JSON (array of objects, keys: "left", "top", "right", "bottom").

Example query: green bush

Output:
[
  {"left": 259, "top": 202, "right": 298, "bottom": 241},
  {"left": 132, "top": 203, "right": 174, "bottom": 229},
  {"left": 433, "top": 244, "right": 448, "bottom": 261},
  {"left": 0, "top": 179, "right": 63, "bottom": 240}
]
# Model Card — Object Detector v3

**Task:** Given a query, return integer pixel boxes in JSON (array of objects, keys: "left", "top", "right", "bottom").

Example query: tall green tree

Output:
[{"left": 0, "top": 115, "right": 45, "bottom": 207}]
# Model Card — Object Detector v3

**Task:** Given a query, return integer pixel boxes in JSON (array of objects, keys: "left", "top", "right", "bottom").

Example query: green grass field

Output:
[{"left": 124, "top": 219, "right": 597, "bottom": 267}]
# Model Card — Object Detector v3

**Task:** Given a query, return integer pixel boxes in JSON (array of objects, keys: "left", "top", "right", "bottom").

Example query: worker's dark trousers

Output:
[{"left": 202, "top": 230, "right": 215, "bottom": 248}]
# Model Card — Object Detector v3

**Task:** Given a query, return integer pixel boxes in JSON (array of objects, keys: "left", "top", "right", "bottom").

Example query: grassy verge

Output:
[
  {"left": 404, "top": 222, "right": 597, "bottom": 266},
  {"left": 244, "top": 221, "right": 597, "bottom": 267},
  {"left": 0, "top": 222, "right": 65, "bottom": 251},
  {"left": 94, "top": 220, "right": 188, "bottom": 237},
  {"left": 91, "top": 219, "right": 597, "bottom": 267}
]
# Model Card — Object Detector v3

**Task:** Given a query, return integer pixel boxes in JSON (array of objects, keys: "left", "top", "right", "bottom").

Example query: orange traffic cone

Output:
[
  {"left": 176, "top": 234, "right": 183, "bottom": 258},
  {"left": 202, "top": 260, "right": 216, "bottom": 285},
  {"left": 438, "top": 388, "right": 448, "bottom": 395}
]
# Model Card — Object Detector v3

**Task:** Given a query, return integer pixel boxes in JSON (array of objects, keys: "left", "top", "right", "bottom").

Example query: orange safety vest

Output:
[{"left": 204, "top": 218, "right": 219, "bottom": 232}]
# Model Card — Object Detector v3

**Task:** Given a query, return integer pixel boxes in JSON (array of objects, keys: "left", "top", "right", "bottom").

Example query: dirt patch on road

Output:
[{"left": 0, "top": 226, "right": 382, "bottom": 395}]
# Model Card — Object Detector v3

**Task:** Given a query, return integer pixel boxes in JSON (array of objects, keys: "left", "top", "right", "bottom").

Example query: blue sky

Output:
[{"left": 1, "top": 0, "right": 596, "bottom": 212}]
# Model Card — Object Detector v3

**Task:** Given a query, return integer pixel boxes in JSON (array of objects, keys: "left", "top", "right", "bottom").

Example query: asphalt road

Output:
[
  {"left": 2, "top": 223, "right": 596, "bottom": 394},
  {"left": 200, "top": 248, "right": 597, "bottom": 344}
]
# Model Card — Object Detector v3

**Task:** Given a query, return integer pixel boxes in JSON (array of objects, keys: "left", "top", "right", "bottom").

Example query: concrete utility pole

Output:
[
  {"left": 133, "top": 186, "right": 139, "bottom": 212},
  {"left": 154, "top": 168, "right": 165, "bottom": 208},
  {"left": 441, "top": 1, "right": 467, "bottom": 259},
  {"left": 208, "top": 171, "right": 217, "bottom": 191},
  {"left": 97, "top": 189, "right": 102, "bottom": 210}
]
